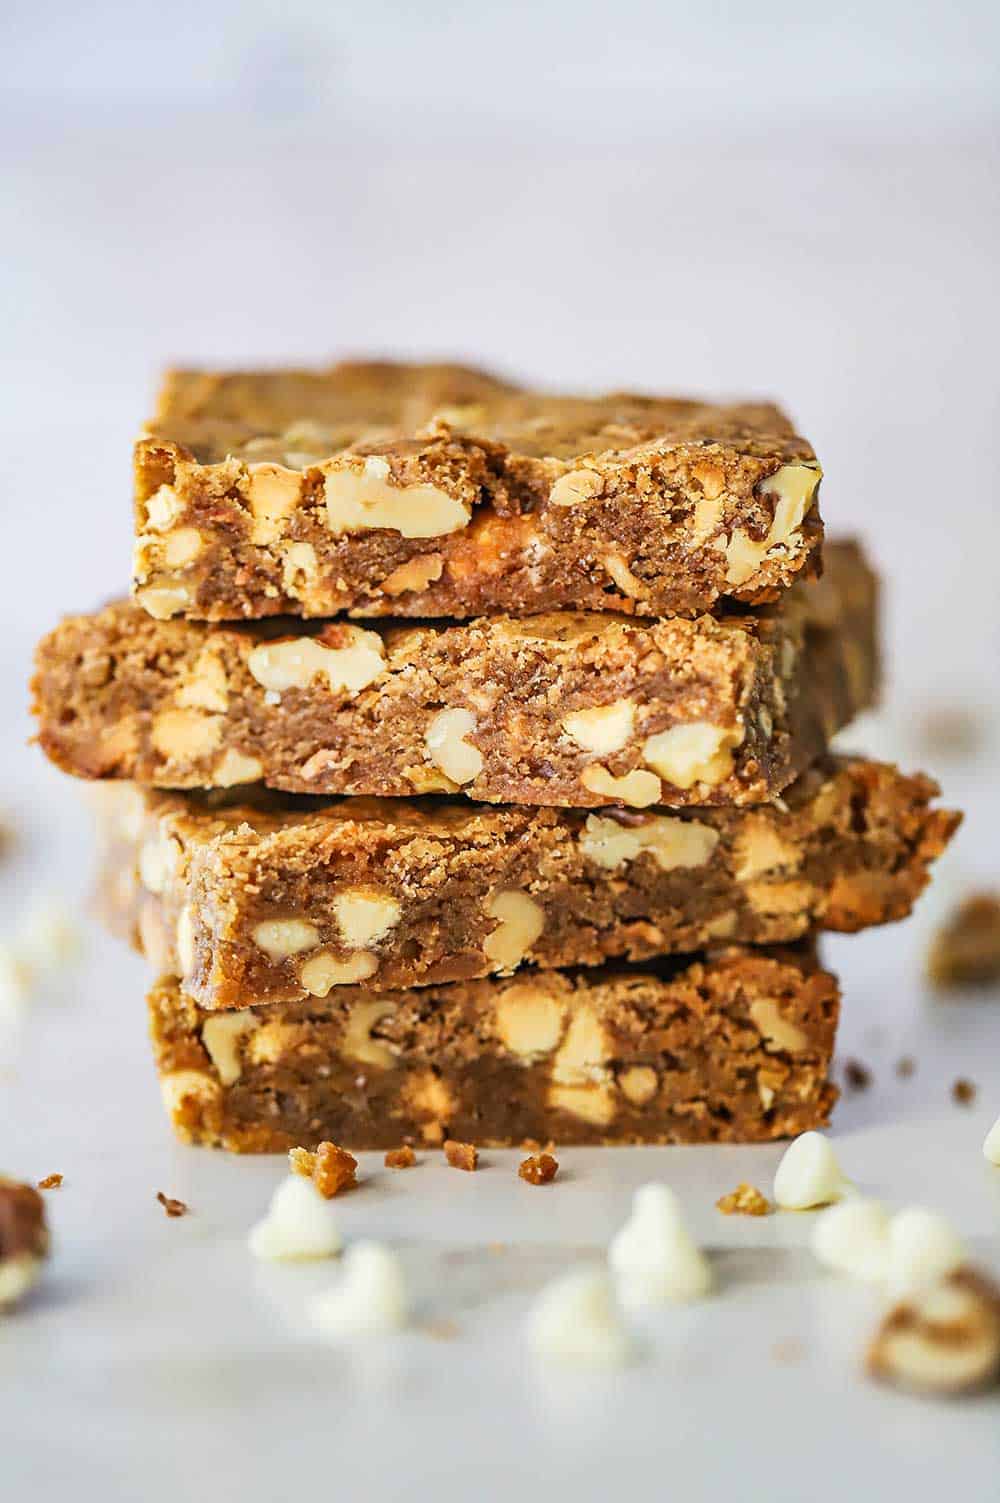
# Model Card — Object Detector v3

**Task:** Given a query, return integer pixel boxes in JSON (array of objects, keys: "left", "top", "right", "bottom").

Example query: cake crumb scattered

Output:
[
  {"left": 896, "top": 1055, "right": 916, "bottom": 1079},
  {"left": 843, "top": 1058, "right": 872, "bottom": 1091},
  {"left": 37, "top": 1174, "right": 62, "bottom": 1190},
  {"left": 443, "top": 1139, "right": 478, "bottom": 1172},
  {"left": 384, "top": 1145, "right": 416, "bottom": 1170},
  {"left": 867, "top": 1267, "right": 1000, "bottom": 1395},
  {"left": 289, "top": 1141, "right": 357, "bottom": 1198},
  {"left": 519, "top": 1152, "right": 558, "bottom": 1185},
  {"left": 717, "top": 1182, "right": 771, "bottom": 1217},
  {"left": 952, "top": 1078, "right": 977, "bottom": 1106},
  {"left": 928, "top": 893, "right": 1000, "bottom": 988},
  {"left": 156, "top": 1191, "right": 188, "bottom": 1218}
]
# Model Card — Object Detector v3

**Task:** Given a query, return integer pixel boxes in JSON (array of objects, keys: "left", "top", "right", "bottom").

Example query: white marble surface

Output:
[{"left": 3, "top": 12, "right": 1000, "bottom": 1493}]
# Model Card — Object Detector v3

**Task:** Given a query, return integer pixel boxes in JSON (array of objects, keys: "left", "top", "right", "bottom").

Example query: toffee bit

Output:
[
  {"left": 519, "top": 1152, "right": 558, "bottom": 1185},
  {"left": 37, "top": 1173, "right": 63, "bottom": 1190},
  {"left": 443, "top": 1139, "right": 478, "bottom": 1172},
  {"left": 156, "top": 1191, "right": 188, "bottom": 1218},
  {"left": 384, "top": 1146, "right": 416, "bottom": 1169},
  {"left": 716, "top": 1182, "right": 771, "bottom": 1217}
]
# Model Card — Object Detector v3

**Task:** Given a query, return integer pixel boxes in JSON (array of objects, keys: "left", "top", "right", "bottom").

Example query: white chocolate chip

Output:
[
  {"left": 379, "top": 554, "right": 444, "bottom": 596},
  {"left": 248, "top": 1176, "right": 343, "bottom": 1261},
  {"left": 281, "top": 541, "right": 318, "bottom": 593},
  {"left": 482, "top": 891, "right": 545, "bottom": 972},
  {"left": 18, "top": 898, "right": 83, "bottom": 976},
  {"left": 342, "top": 998, "right": 396, "bottom": 1070},
  {"left": 580, "top": 765, "right": 662, "bottom": 808},
  {"left": 732, "top": 820, "right": 802, "bottom": 882},
  {"left": 617, "top": 1065, "right": 659, "bottom": 1105},
  {"left": 424, "top": 708, "right": 483, "bottom": 786},
  {"left": 247, "top": 631, "right": 385, "bottom": 697},
  {"left": 159, "top": 1068, "right": 222, "bottom": 1116},
  {"left": 150, "top": 708, "right": 223, "bottom": 762},
  {"left": 324, "top": 462, "right": 469, "bottom": 539},
  {"left": 642, "top": 721, "right": 742, "bottom": 791},
  {"left": 548, "top": 469, "right": 603, "bottom": 507},
  {"left": 144, "top": 484, "right": 183, "bottom": 533},
  {"left": 0, "top": 1253, "right": 44, "bottom": 1309},
  {"left": 135, "top": 583, "right": 193, "bottom": 620},
  {"left": 562, "top": 699, "right": 636, "bottom": 756},
  {"left": 176, "top": 905, "right": 196, "bottom": 977},
  {"left": 548, "top": 1082, "right": 616, "bottom": 1126},
  {"left": 213, "top": 748, "right": 264, "bottom": 786},
  {"left": 139, "top": 830, "right": 181, "bottom": 895},
  {"left": 202, "top": 1012, "right": 259, "bottom": 1086},
  {"left": 811, "top": 1199, "right": 891, "bottom": 1283},
  {"left": 527, "top": 1268, "right": 632, "bottom": 1367},
  {"left": 332, "top": 890, "right": 402, "bottom": 950},
  {"left": 885, "top": 1207, "right": 965, "bottom": 1297},
  {"left": 246, "top": 463, "right": 302, "bottom": 544},
  {"left": 983, "top": 1116, "right": 1000, "bottom": 1165},
  {"left": 579, "top": 813, "right": 718, "bottom": 872},
  {"left": 309, "top": 1241, "right": 409, "bottom": 1336},
  {"left": 299, "top": 950, "right": 378, "bottom": 996},
  {"left": 609, "top": 1183, "right": 712, "bottom": 1306},
  {"left": 494, "top": 985, "right": 565, "bottom": 1059},
  {"left": 723, "top": 462, "right": 821, "bottom": 586},
  {"left": 551, "top": 1006, "right": 610, "bottom": 1086},
  {"left": 252, "top": 918, "right": 321, "bottom": 960},
  {"left": 175, "top": 647, "right": 229, "bottom": 713},
  {"left": 868, "top": 1270, "right": 1000, "bottom": 1395},
  {"left": 602, "top": 553, "right": 649, "bottom": 600},
  {"left": 162, "top": 527, "right": 203, "bottom": 568},
  {"left": 773, "top": 1132, "right": 845, "bottom": 1210}
]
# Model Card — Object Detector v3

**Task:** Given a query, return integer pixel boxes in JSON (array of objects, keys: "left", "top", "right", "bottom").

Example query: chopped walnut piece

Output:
[
  {"left": 867, "top": 1267, "right": 1000, "bottom": 1395},
  {"left": 519, "top": 1152, "right": 559, "bottom": 1185},
  {"left": 928, "top": 893, "right": 1000, "bottom": 988},
  {"left": 843, "top": 1059, "right": 873, "bottom": 1091},
  {"left": 716, "top": 1182, "right": 771, "bottom": 1217},
  {"left": 952, "top": 1078, "right": 977, "bottom": 1106},
  {"left": 37, "top": 1174, "right": 63, "bottom": 1190},
  {"left": 288, "top": 1141, "right": 358, "bottom": 1198},
  {"left": 443, "top": 1139, "right": 479, "bottom": 1172},
  {"left": 0, "top": 1178, "right": 49, "bottom": 1307},
  {"left": 156, "top": 1191, "right": 188, "bottom": 1218},
  {"left": 384, "top": 1146, "right": 416, "bottom": 1170}
]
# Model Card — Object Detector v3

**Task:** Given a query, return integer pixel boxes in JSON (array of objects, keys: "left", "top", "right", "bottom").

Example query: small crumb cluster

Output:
[
  {"left": 289, "top": 1141, "right": 358, "bottom": 1198},
  {"left": 716, "top": 1182, "right": 770, "bottom": 1217},
  {"left": 156, "top": 1191, "right": 188, "bottom": 1218}
]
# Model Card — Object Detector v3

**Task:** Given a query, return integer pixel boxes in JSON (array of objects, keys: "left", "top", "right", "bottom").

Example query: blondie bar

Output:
[
  {"left": 98, "top": 759, "right": 955, "bottom": 1010},
  {"left": 149, "top": 944, "right": 839, "bottom": 1151},
  {"left": 36, "top": 542, "right": 876, "bottom": 809},
  {"left": 133, "top": 360, "right": 822, "bottom": 621}
]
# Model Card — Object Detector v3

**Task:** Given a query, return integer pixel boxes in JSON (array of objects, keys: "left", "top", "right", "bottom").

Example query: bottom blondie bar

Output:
[{"left": 149, "top": 944, "right": 839, "bottom": 1152}]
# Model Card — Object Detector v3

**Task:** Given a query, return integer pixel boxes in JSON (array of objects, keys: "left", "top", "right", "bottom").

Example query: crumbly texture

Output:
[
  {"left": 94, "top": 756, "right": 954, "bottom": 1011},
  {"left": 288, "top": 1140, "right": 357, "bottom": 1196},
  {"left": 132, "top": 360, "right": 823, "bottom": 622},
  {"left": 928, "top": 893, "right": 1000, "bottom": 988},
  {"left": 520, "top": 1152, "right": 559, "bottom": 1185},
  {"left": 716, "top": 1183, "right": 771, "bottom": 1216},
  {"left": 147, "top": 944, "right": 839, "bottom": 1152},
  {"left": 35, "top": 543, "right": 875, "bottom": 810},
  {"left": 443, "top": 1140, "right": 479, "bottom": 1172}
]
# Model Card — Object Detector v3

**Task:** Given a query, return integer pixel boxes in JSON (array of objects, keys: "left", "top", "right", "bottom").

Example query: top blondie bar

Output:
[{"left": 133, "top": 361, "right": 823, "bottom": 622}]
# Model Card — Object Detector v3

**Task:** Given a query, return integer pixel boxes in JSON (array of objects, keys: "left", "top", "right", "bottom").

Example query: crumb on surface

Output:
[
  {"left": 952, "top": 1077, "right": 977, "bottom": 1106},
  {"left": 156, "top": 1191, "right": 188, "bottom": 1218},
  {"left": 443, "top": 1139, "right": 478, "bottom": 1172},
  {"left": 843, "top": 1058, "right": 873, "bottom": 1091},
  {"left": 928, "top": 893, "right": 1000, "bottom": 988},
  {"left": 421, "top": 1317, "right": 460, "bottom": 1341},
  {"left": 519, "top": 1152, "right": 559, "bottom": 1185},
  {"left": 384, "top": 1145, "right": 416, "bottom": 1169},
  {"left": 896, "top": 1055, "right": 917, "bottom": 1079},
  {"left": 771, "top": 1338, "right": 806, "bottom": 1364},
  {"left": 37, "top": 1174, "right": 62, "bottom": 1190},
  {"left": 717, "top": 1182, "right": 771, "bottom": 1217},
  {"left": 289, "top": 1141, "right": 357, "bottom": 1198}
]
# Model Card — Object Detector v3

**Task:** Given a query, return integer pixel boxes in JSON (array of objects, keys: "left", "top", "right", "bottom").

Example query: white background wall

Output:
[{"left": 2, "top": 0, "right": 998, "bottom": 760}]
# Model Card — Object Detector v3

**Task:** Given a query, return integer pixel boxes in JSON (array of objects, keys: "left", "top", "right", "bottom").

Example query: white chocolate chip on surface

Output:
[
  {"left": 424, "top": 708, "right": 483, "bottom": 786},
  {"left": 867, "top": 1269, "right": 1000, "bottom": 1395},
  {"left": 885, "top": 1207, "right": 965, "bottom": 1297},
  {"left": 252, "top": 918, "right": 321, "bottom": 960},
  {"left": 983, "top": 1116, "right": 1000, "bottom": 1165},
  {"left": 482, "top": 891, "right": 545, "bottom": 972},
  {"left": 562, "top": 699, "right": 636, "bottom": 756},
  {"left": 332, "top": 890, "right": 402, "bottom": 950},
  {"left": 309, "top": 1241, "right": 409, "bottom": 1336},
  {"left": 723, "top": 462, "right": 821, "bottom": 586},
  {"left": 248, "top": 1175, "right": 343, "bottom": 1262},
  {"left": 527, "top": 1269, "right": 633, "bottom": 1367},
  {"left": 0, "top": 1254, "right": 44, "bottom": 1309},
  {"left": 299, "top": 950, "right": 378, "bottom": 996},
  {"left": 580, "top": 765, "right": 662, "bottom": 808},
  {"left": 247, "top": 630, "right": 385, "bottom": 697},
  {"left": 494, "top": 984, "right": 565, "bottom": 1058},
  {"left": 202, "top": 1012, "right": 259, "bottom": 1086},
  {"left": 324, "top": 461, "right": 470, "bottom": 539},
  {"left": 642, "top": 721, "right": 742, "bottom": 791},
  {"left": 579, "top": 813, "right": 718, "bottom": 872},
  {"left": 609, "top": 1183, "right": 712, "bottom": 1306},
  {"left": 811, "top": 1199, "right": 891, "bottom": 1283},
  {"left": 773, "top": 1132, "right": 845, "bottom": 1210}
]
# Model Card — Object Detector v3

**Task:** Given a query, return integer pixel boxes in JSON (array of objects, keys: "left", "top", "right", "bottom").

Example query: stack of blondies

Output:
[{"left": 32, "top": 363, "right": 959, "bottom": 1152}]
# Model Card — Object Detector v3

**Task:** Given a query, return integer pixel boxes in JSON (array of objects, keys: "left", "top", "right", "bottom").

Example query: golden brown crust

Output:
[
  {"left": 132, "top": 360, "right": 823, "bottom": 621},
  {"left": 148, "top": 944, "right": 839, "bottom": 1152},
  {"left": 93, "top": 756, "right": 953, "bottom": 1011}
]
